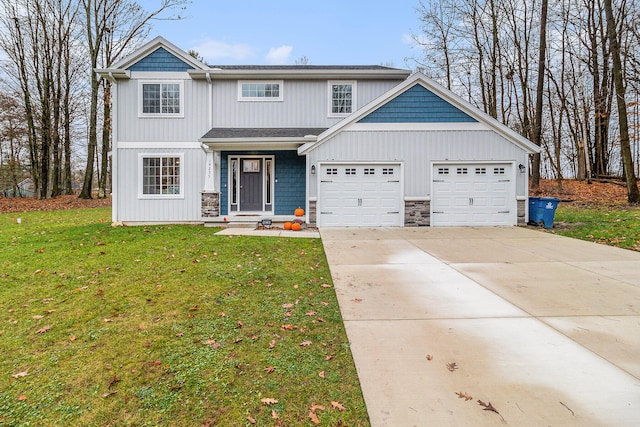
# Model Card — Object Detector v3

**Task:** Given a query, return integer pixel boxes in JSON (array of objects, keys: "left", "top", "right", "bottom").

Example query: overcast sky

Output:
[{"left": 139, "top": 0, "right": 422, "bottom": 68}]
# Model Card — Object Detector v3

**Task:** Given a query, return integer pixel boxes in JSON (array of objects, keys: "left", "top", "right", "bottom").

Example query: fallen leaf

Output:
[
  {"left": 237, "top": 321, "right": 243, "bottom": 328},
  {"left": 246, "top": 416, "right": 256, "bottom": 424},
  {"left": 426, "top": 354, "right": 433, "bottom": 361},
  {"left": 32, "top": 315, "right": 44, "bottom": 319},
  {"left": 447, "top": 362, "right": 458, "bottom": 372},
  {"left": 456, "top": 391, "right": 473, "bottom": 401},
  {"left": 17, "top": 395, "right": 27, "bottom": 401},
  {"left": 271, "top": 409, "right": 279, "bottom": 419},
  {"left": 321, "top": 283, "right": 332, "bottom": 288},
  {"left": 69, "top": 335, "right": 76, "bottom": 342},
  {"left": 269, "top": 339, "right": 276, "bottom": 349},
  {"left": 310, "top": 404, "right": 325, "bottom": 412},
  {"left": 318, "top": 371, "right": 325, "bottom": 378},
  {"left": 331, "top": 401, "right": 346, "bottom": 411},
  {"left": 282, "top": 303, "right": 294, "bottom": 309},
  {"left": 352, "top": 298, "right": 362, "bottom": 303},
  {"left": 265, "top": 366, "right": 275, "bottom": 373},
  {"left": 260, "top": 397, "right": 278, "bottom": 405},
  {"left": 305, "top": 310, "right": 317, "bottom": 316},
  {"left": 12, "top": 371, "right": 28, "bottom": 379},
  {"left": 309, "top": 411, "right": 320, "bottom": 424},
  {"left": 35, "top": 325, "right": 51, "bottom": 334},
  {"left": 324, "top": 355, "right": 334, "bottom": 361},
  {"left": 101, "top": 391, "right": 118, "bottom": 398},
  {"left": 321, "top": 301, "right": 329, "bottom": 306},
  {"left": 477, "top": 400, "right": 504, "bottom": 420},
  {"left": 300, "top": 340, "right": 312, "bottom": 347}
]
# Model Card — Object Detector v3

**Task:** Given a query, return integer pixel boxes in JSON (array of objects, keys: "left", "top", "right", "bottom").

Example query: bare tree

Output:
[
  {"left": 604, "top": 0, "right": 639, "bottom": 201},
  {"left": 79, "top": 0, "right": 190, "bottom": 199}
]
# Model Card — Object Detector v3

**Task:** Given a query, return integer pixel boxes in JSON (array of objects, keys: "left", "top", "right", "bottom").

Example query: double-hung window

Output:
[
  {"left": 238, "top": 80, "right": 283, "bottom": 101},
  {"left": 139, "top": 81, "right": 183, "bottom": 117},
  {"left": 328, "top": 81, "right": 356, "bottom": 117},
  {"left": 139, "top": 154, "right": 183, "bottom": 198}
]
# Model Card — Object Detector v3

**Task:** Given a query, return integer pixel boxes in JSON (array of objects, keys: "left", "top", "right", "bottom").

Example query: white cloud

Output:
[
  {"left": 190, "top": 38, "right": 254, "bottom": 62},
  {"left": 265, "top": 45, "right": 293, "bottom": 65}
]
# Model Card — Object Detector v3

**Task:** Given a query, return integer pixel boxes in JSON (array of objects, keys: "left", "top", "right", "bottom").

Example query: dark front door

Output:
[{"left": 240, "top": 158, "right": 263, "bottom": 211}]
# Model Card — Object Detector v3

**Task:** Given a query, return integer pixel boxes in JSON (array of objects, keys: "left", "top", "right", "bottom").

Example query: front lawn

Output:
[
  {"left": 551, "top": 203, "right": 640, "bottom": 251},
  {"left": 0, "top": 208, "right": 369, "bottom": 426}
]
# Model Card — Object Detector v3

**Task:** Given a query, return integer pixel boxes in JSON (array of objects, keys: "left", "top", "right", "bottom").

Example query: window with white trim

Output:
[
  {"left": 238, "top": 80, "right": 283, "bottom": 101},
  {"left": 139, "top": 81, "right": 183, "bottom": 117},
  {"left": 328, "top": 81, "right": 356, "bottom": 116},
  {"left": 139, "top": 154, "right": 183, "bottom": 198}
]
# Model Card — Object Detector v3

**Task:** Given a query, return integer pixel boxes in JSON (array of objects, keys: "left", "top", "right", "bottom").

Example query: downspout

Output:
[{"left": 107, "top": 72, "right": 119, "bottom": 223}]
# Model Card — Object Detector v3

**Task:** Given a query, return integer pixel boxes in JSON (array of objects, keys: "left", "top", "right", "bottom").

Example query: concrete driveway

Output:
[{"left": 320, "top": 227, "right": 640, "bottom": 426}]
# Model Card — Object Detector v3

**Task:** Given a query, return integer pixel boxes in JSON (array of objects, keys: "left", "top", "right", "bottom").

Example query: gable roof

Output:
[
  {"left": 96, "top": 36, "right": 208, "bottom": 79},
  {"left": 298, "top": 73, "right": 541, "bottom": 155}
]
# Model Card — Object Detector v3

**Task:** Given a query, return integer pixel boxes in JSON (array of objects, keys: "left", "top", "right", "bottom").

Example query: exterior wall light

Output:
[
  {"left": 311, "top": 165, "right": 316, "bottom": 174},
  {"left": 518, "top": 163, "right": 526, "bottom": 173}
]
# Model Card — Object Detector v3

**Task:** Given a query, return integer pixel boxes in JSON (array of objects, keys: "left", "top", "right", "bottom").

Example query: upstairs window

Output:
[
  {"left": 139, "top": 81, "right": 183, "bottom": 117},
  {"left": 329, "top": 81, "right": 356, "bottom": 116},
  {"left": 238, "top": 81, "right": 283, "bottom": 101}
]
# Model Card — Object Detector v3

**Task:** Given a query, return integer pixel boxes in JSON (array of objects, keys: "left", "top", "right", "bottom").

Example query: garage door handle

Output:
[
  {"left": 498, "top": 210, "right": 510, "bottom": 213},
  {"left": 321, "top": 180, "right": 333, "bottom": 183},
  {"left": 387, "top": 211, "right": 400, "bottom": 214},
  {"left": 388, "top": 180, "right": 400, "bottom": 183},
  {"left": 320, "top": 211, "right": 333, "bottom": 214}
]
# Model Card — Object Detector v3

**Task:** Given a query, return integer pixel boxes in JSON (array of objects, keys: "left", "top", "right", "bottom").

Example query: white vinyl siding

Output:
[
  {"left": 238, "top": 80, "right": 283, "bottom": 101},
  {"left": 306, "top": 130, "right": 528, "bottom": 200},
  {"left": 206, "top": 80, "right": 395, "bottom": 128},
  {"left": 119, "top": 79, "right": 208, "bottom": 142},
  {"left": 117, "top": 148, "right": 205, "bottom": 222},
  {"left": 139, "top": 81, "right": 184, "bottom": 117}
]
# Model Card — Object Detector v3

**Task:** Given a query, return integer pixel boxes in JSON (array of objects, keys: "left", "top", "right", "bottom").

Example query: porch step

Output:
[{"left": 203, "top": 215, "right": 305, "bottom": 229}]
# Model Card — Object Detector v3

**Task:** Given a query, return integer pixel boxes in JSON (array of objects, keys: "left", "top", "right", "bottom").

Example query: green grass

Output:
[
  {"left": 550, "top": 203, "right": 640, "bottom": 251},
  {"left": 0, "top": 208, "right": 369, "bottom": 426}
]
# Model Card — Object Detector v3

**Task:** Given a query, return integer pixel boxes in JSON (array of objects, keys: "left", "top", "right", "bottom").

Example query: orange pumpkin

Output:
[
  {"left": 291, "top": 222, "right": 301, "bottom": 231},
  {"left": 283, "top": 222, "right": 292, "bottom": 230},
  {"left": 294, "top": 207, "right": 304, "bottom": 217}
]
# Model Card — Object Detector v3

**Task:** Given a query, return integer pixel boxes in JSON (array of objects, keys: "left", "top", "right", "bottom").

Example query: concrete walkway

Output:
[{"left": 320, "top": 227, "right": 640, "bottom": 427}]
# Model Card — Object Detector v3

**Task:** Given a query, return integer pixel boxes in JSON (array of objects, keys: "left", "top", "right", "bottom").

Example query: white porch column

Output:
[{"left": 203, "top": 147, "right": 219, "bottom": 192}]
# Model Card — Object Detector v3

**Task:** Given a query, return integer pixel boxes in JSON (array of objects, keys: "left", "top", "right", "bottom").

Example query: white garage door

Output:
[
  {"left": 431, "top": 163, "right": 516, "bottom": 226},
  {"left": 318, "top": 163, "right": 402, "bottom": 227}
]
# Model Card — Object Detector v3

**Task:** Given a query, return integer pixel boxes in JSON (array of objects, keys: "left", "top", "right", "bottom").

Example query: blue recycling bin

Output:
[{"left": 528, "top": 197, "right": 560, "bottom": 229}]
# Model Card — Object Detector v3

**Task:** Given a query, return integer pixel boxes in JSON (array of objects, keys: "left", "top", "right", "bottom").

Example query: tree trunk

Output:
[
  {"left": 531, "top": 0, "right": 548, "bottom": 188},
  {"left": 603, "top": 0, "right": 639, "bottom": 203},
  {"left": 98, "top": 80, "right": 111, "bottom": 198}
]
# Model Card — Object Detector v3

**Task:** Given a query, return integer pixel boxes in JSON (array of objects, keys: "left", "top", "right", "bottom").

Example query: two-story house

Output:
[{"left": 97, "top": 37, "right": 539, "bottom": 227}]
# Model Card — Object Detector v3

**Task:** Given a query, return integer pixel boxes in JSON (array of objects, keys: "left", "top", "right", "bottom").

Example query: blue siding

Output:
[
  {"left": 358, "top": 84, "right": 477, "bottom": 123},
  {"left": 128, "top": 47, "right": 194, "bottom": 72},
  {"left": 219, "top": 151, "right": 305, "bottom": 216}
]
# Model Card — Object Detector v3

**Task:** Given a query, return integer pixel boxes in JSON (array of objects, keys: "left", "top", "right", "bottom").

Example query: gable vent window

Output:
[
  {"left": 475, "top": 167, "right": 487, "bottom": 175},
  {"left": 345, "top": 168, "right": 356, "bottom": 175},
  {"left": 364, "top": 168, "right": 375, "bottom": 175},
  {"left": 140, "top": 82, "right": 183, "bottom": 117},
  {"left": 238, "top": 80, "right": 283, "bottom": 101},
  {"left": 438, "top": 167, "right": 449, "bottom": 175},
  {"left": 383, "top": 168, "right": 395, "bottom": 175},
  {"left": 457, "top": 167, "right": 468, "bottom": 175},
  {"left": 494, "top": 167, "right": 506, "bottom": 175}
]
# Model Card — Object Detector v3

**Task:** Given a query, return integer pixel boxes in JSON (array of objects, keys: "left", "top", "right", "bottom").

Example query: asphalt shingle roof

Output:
[{"left": 201, "top": 128, "right": 328, "bottom": 140}]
